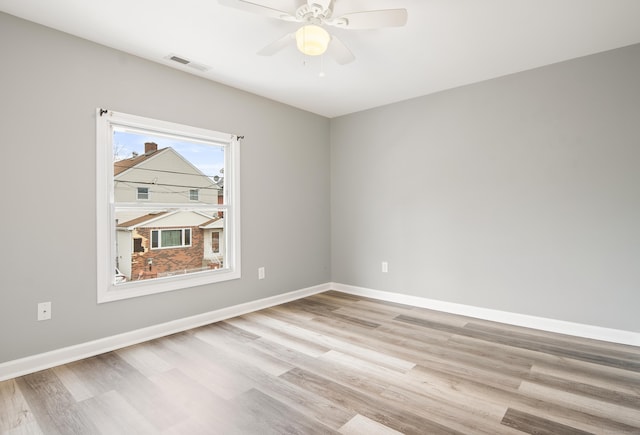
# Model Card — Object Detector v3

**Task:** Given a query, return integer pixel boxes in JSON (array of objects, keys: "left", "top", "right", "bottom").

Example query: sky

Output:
[{"left": 113, "top": 130, "right": 225, "bottom": 180}]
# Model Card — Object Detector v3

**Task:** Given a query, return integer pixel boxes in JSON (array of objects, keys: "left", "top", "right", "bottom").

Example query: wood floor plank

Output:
[
  {"left": 249, "top": 337, "right": 392, "bottom": 396},
  {"left": 224, "top": 315, "right": 331, "bottom": 357},
  {"left": 151, "top": 332, "right": 256, "bottom": 400},
  {"left": 230, "top": 388, "right": 340, "bottom": 434},
  {"left": 148, "top": 368, "right": 242, "bottom": 434},
  {"left": 15, "top": 370, "right": 99, "bottom": 435},
  {"left": 501, "top": 408, "right": 594, "bottom": 435},
  {"left": 518, "top": 380, "right": 640, "bottom": 427},
  {"left": 2, "top": 291, "right": 638, "bottom": 434},
  {"left": 50, "top": 365, "right": 93, "bottom": 402},
  {"left": 464, "top": 322, "right": 640, "bottom": 365},
  {"left": 409, "top": 363, "right": 640, "bottom": 434},
  {"left": 281, "top": 367, "right": 464, "bottom": 435},
  {"left": 246, "top": 311, "right": 416, "bottom": 373},
  {"left": 529, "top": 362, "right": 640, "bottom": 396},
  {"left": 0, "top": 379, "right": 40, "bottom": 434},
  {"left": 114, "top": 342, "right": 173, "bottom": 378},
  {"left": 76, "top": 390, "right": 158, "bottom": 435},
  {"left": 523, "top": 370, "right": 640, "bottom": 410},
  {"left": 339, "top": 414, "right": 404, "bottom": 435},
  {"left": 193, "top": 323, "right": 294, "bottom": 376},
  {"left": 397, "top": 314, "right": 640, "bottom": 372}
]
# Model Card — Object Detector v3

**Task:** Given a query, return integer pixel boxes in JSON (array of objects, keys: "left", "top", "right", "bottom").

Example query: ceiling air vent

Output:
[
  {"left": 169, "top": 55, "right": 190, "bottom": 64},
  {"left": 165, "top": 54, "right": 211, "bottom": 72}
]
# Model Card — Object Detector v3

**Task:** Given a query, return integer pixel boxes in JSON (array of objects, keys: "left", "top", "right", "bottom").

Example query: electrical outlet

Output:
[
  {"left": 37, "top": 302, "right": 52, "bottom": 321},
  {"left": 382, "top": 261, "right": 388, "bottom": 273},
  {"left": 258, "top": 267, "right": 265, "bottom": 280}
]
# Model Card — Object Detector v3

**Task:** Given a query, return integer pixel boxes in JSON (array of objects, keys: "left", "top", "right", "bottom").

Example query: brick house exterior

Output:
[{"left": 130, "top": 225, "right": 206, "bottom": 280}]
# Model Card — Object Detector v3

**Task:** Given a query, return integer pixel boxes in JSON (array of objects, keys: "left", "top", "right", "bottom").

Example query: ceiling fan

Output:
[{"left": 218, "top": 0, "right": 408, "bottom": 65}]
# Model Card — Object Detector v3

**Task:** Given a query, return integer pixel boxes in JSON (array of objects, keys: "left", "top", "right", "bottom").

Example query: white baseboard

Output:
[
  {"left": 2, "top": 281, "right": 637, "bottom": 382},
  {"left": 0, "top": 283, "right": 330, "bottom": 382},
  {"left": 331, "top": 283, "right": 639, "bottom": 347}
]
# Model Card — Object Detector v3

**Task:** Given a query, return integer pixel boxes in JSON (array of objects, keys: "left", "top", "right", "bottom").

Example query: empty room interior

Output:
[{"left": 0, "top": 1, "right": 639, "bottom": 434}]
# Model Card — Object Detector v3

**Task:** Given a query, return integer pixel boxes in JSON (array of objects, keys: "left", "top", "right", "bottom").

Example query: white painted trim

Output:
[
  {"left": 331, "top": 283, "right": 639, "bottom": 347},
  {"left": 0, "top": 283, "right": 330, "bottom": 382},
  {"left": 3, "top": 281, "right": 637, "bottom": 382}
]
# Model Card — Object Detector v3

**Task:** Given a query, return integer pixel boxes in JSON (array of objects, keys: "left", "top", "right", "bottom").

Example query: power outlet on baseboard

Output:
[
  {"left": 381, "top": 261, "right": 388, "bottom": 273},
  {"left": 258, "top": 267, "right": 265, "bottom": 280}
]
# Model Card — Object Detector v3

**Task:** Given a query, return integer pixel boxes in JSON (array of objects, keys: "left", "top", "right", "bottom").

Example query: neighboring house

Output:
[
  {"left": 114, "top": 143, "right": 223, "bottom": 280},
  {"left": 114, "top": 142, "right": 220, "bottom": 205}
]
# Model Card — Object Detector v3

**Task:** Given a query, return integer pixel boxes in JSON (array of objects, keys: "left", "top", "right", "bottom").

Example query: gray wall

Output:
[
  {"left": 331, "top": 43, "right": 640, "bottom": 332},
  {"left": 2, "top": 11, "right": 638, "bottom": 366},
  {"left": 0, "top": 12, "right": 330, "bottom": 363}
]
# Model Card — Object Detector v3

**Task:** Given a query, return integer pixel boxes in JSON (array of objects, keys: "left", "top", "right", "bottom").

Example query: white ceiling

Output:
[{"left": 2, "top": 0, "right": 640, "bottom": 118}]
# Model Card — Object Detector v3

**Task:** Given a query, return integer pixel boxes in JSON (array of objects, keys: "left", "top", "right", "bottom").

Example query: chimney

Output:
[{"left": 144, "top": 142, "right": 158, "bottom": 154}]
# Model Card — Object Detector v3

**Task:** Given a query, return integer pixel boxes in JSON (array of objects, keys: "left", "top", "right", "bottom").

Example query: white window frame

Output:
[
  {"left": 96, "top": 109, "right": 241, "bottom": 303},
  {"left": 137, "top": 186, "right": 150, "bottom": 200},
  {"left": 151, "top": 228, "right": 192, "bottom": 249},
  {"left": 189, "top": 189, "right": 199, "bottom": 201}
]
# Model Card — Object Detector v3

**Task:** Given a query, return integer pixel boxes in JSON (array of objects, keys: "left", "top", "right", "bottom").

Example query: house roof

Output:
[
  {"left": 117, "top": 211, "right": 170, "bottom": 229},
  {"left": 117, "top": 210, "right": 223, "bottom": 230},
  {"left": 200, "top": 216, "right": 224, "bottom": 229},
  {"left": 114, "top": 148, "right": 167, "bottom": 176}
]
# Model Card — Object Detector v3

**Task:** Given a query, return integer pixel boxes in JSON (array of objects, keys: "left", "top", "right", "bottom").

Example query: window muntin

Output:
[{"left": 97, "top": 109, "right": 241, "bottom": 303}]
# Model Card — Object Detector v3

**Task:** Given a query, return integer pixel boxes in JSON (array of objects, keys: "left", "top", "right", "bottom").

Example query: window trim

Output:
[
  {"left": 189, "top": 189, "right": 199, "bottom": 201},
  {"left": 96, "top": 109, "right": 241, "bottom": 303},
  {"left": 137, "top": 186, "right": 150, "bottom": 200},
  {"left": 151, "top": 228, "right": 192, "bottom": 249}
]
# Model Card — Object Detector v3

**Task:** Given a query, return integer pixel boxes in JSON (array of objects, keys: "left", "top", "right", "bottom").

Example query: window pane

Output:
[
  {"left": 137, "top": 187, "right": 149, "bottom": 200},
  {"left": 112, "top": 130, "right": 226, "bottom": 283},
  {"left": 161, "top": 230, "right": 182, "bottom": 247},
  {"left": 211, "top": 232, "right": 220, "bottom": 253},
  {"left": 133, "top": 238, "right": 144, "bottom": 253},
  {"left": 151, "top": 230, "right": 159, "bottom": 248},
  {"left": 115, "top": 207, "right": 226, "bottom": 280},
  {"left": 114, "top": 133, "right": 224, "bottom": 206}
]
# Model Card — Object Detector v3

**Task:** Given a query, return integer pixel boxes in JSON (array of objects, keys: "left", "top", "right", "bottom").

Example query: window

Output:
[
  {"left": 211, "top": 232, "right": 220, "bottom": 253},
  {"left": 133, "top": 238, "right": 144, "bottom": 253},
  {"left": 151, "top": 228, "right": 192, "bottom": 249},
  {"left": 97, "top": 109, "right": 241, "bottom": 303},
  {"left": 137, "top": 187, "right": 149, "bottom": 200},
  {"left": 190, "top": 189, "right": 199, "bottom": 201}
]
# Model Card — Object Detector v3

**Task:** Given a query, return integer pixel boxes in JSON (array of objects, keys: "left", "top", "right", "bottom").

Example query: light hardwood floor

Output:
[{"left": 1, "top": 291, "right": 639, "bottom": 434}]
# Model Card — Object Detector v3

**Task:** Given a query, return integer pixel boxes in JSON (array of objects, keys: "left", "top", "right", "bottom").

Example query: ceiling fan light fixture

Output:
[{"left": 295, "top": 24, "right": 330, "bottom": 56}]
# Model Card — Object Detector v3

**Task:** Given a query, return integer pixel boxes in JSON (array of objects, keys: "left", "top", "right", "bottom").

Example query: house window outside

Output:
[
  {"left": 212, "top": 232, "right": 220, "bottom": 253},
  {"left": 151, "top": 228, "right": 192, "bottom": 249},
  {"left": 137, "top": 187, "right": 149, "bottom": 200},
  {"left": 97, "top": 109, "right": 241, "bottom": 303},
  {"left": 133, "top": 237, "right": 144, "bottom": 253}
]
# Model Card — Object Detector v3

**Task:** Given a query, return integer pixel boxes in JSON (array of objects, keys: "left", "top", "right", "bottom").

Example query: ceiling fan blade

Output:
[
  {"left": 327, "top": 35, "right": 355, "bottom": 65},
  {"left": 218, "top": 0, "right": 297, "bottom": 21},
  {"left": 257, "top": 33, "right": 294, "bottom": 56},
  {"left": 328, "top": 9, "right": 407, "bottom": 29}
]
